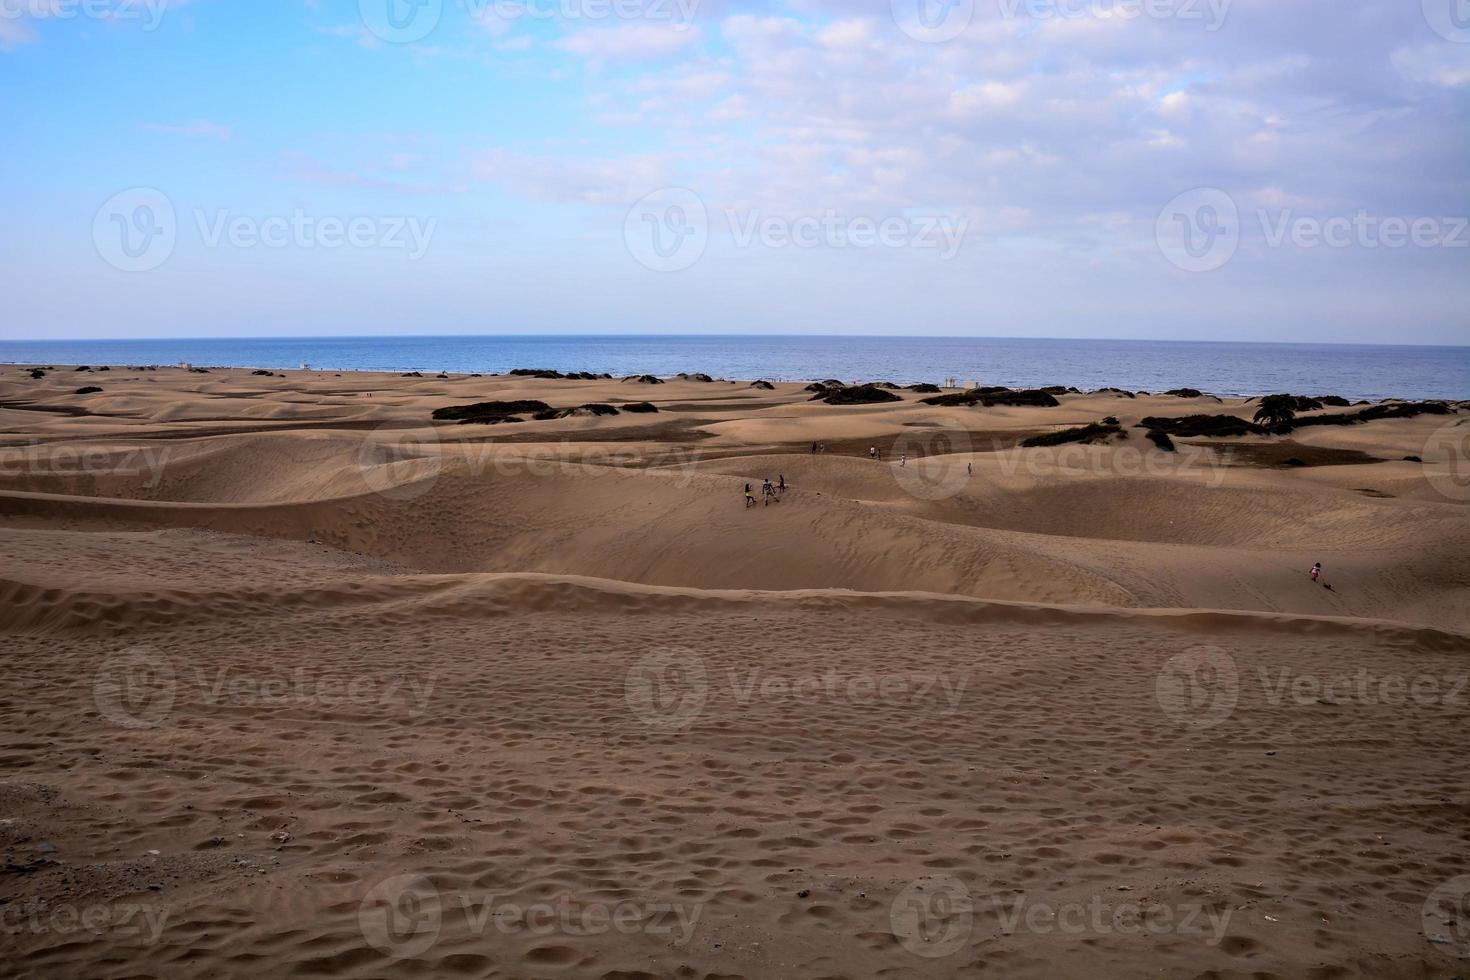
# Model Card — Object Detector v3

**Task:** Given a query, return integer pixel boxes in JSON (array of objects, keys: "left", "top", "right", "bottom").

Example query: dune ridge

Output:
[{"left": 2, "top": 568, "right": 1466, "bottom": 653}]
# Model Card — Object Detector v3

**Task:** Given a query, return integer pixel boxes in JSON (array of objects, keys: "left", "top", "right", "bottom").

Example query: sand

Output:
[{"left": 1, "top": 365, "right": 1467, "bottom": 978}]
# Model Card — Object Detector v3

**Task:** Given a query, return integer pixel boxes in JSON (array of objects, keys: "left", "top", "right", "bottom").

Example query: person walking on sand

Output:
[
  {"left": 967, "top": 461, "right": 973, "bottom": 476},
  {"left": 869, "top": 446, "right": 876, "bottom": 460},
  {"left": 811, "top": 441, "right": 818, "bottom": 455},
  {"left": 762, "top": 478, "right": 778, "bottom": 505},
  {"left": 900, "top": 453, "right": 907, "bottom": 467},
  {"left": 744, "top": 482, "right": 756, "bottom": 508},
  {"left": 778, "top": 474, "right": 786, "bottom": 494},
  {"left": 1310, "top": 562, "right": 1322, "bottom": 583}
]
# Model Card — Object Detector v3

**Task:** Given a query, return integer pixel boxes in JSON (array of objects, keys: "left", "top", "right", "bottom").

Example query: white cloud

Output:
[
  {"left": 813, "top": 17, "right": 872, "bottom": 50},
  {"left": 1392, "top": 43, "right": 1470, "bottom": 88},
  {"left": 555, "top": 23, "right": 703, "bottom": 61},
  {"left": 1157, "top": 90, "right": 1192, "bottom": 120},
  {"left": 948, "top": 81, "right": 1025, "bottom": 115}
]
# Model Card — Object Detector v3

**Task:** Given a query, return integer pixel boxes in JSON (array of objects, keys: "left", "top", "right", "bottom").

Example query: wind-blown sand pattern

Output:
[{"left": 1, "top": 367, "right": 1467, "bottom": 979}]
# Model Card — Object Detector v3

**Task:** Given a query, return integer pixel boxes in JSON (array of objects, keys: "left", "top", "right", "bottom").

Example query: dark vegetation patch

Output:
[
  {"left": 74, "top": 386, "right": 103, "bottom": 395},
  {"left": 1164, "top": 388, "right": 1204, "bottom": 398},
  {"left": 676, "top": 373, "right": 714, "bottom": 382},
  {"left": 1095, "top": 387, "right": 1136, "bottom": 398},
  {"left": 622, "top": 374, "right": 664, "bottom": 384},
  {"left": 532, "top": 403, "right": 621, "bottom": 420},
  {"left": 622, "top": 401, "right": 659, "bottom": 413},
  {"left": 750, "top": 380, "right": 775, "bottom": 390},
  {"left": 1279, "top": 401, "right": 1454, "bottom": 431},
  {"left": 1145, "top": 430, "right": 1176, "bottom": 452},
  {"left": 919, "top": 387, "right": 1060, "bottom": 408},
  {"left": 1021, "top": 421, "right": 1124, "bottom": 447},
  {"left": 1139, "top": 414, "right": 1265, "bottom": 438},
  {"left": 813, "top": 383, "right": 903, "bottom": 405},
  {"left": 510, "top": 369, "right": 611, "bottom": 380},
  {"left": 432, "top": 399, "right": 553, "bottom": 424},
  {"left": 907, "top": 383, "right": 941, "bottom": 394}
]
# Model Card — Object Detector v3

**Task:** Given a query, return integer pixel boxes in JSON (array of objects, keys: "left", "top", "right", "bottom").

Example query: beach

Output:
[{"left": 2, "top": 365, "right": 1468, "bottom": 978}]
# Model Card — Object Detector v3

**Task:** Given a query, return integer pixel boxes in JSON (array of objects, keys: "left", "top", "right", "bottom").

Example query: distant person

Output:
[
  {"left": 762, "top": 478, "right": 779, "bottom": 505},
  {"left": 1310, "top": 562, "right": 1322, "bottom": 583},
  {"left": 744, "top": 482, "right": 755, "bottom": 508},
  {"left": 811, "top": 441, "right": 818, "bottom": 454},
  {"left": 967, "top": 461, "right": 973, "bottom": 476},
  {"left": 778, "top": 474, "right": 786, "bottom": 493},
  {"left": 869, "top": 446, "right": 876, "bottom": 460},
  {"left": 900, "top": 453, "right": 907, "bottom": 467}
]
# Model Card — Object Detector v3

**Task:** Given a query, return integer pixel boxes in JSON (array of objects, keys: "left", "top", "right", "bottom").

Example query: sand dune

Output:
[{"left": 1, "top": 366, "right": 1467, "bottom": 978}]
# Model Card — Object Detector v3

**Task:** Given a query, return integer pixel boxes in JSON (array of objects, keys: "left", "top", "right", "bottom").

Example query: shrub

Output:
[
  {"left": 1021, "top": 421, "right": 1123, "bottom": 447},
  {"left": 433, "top": 399, "right": 552, "bottom": 423},
  {"left": 813, "top": 384, "right": 903, "bottom": 405},
  {"left": 1252, "top": 394, "right": 1298, "bottom": 428}
]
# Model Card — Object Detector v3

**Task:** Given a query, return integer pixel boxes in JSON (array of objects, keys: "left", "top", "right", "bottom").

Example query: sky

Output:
[{"left": 0, "top": 0, "right": 1467, "bottom": 343}]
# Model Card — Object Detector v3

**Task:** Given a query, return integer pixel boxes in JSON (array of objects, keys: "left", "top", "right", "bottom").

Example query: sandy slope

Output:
[{"left": 1, "top": 365, "right": 1467, "bottom": 978}]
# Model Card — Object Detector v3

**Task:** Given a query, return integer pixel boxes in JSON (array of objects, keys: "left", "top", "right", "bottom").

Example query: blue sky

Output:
[{"left": 1, "top": 0, "right": 1467, "bottom": 343}]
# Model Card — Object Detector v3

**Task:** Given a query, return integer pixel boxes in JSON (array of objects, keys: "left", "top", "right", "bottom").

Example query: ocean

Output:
[{"left": 1, "top": 336, "right": 1465, "bottom": 402}]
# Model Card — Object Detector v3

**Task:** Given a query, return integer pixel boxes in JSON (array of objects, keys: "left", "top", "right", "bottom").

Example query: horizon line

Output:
[{"left": 4, "top": 333, "right": 1468, "bottom": 350}]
